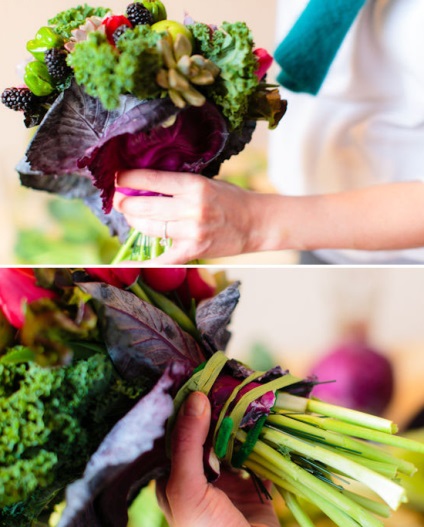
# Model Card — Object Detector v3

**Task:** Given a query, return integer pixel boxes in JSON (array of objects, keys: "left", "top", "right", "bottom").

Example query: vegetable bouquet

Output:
[
  {"left": 2, "top": 1, "right": 287, "bottom": 263},
  {"left": 0, "top": 268, "right": 423, "bottom": 527}
]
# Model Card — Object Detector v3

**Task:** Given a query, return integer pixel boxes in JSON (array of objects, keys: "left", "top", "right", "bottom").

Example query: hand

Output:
[
  {"left": 156, "top": 392, "right": 280, "bottom": 527},
  {"left": 114, "top": 169, "right": 261, "bottom": 264}
]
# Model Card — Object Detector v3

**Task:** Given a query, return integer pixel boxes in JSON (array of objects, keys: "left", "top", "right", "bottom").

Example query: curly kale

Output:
[
  {"left": 0, "top": 354, "right": 147, "bottom": 526},
  {"left": 68, "top": 27, "right": 163, "bottom": 110},
  {"left": 190, "top": 21, "right": 260, "bottom": 131},
  {"left": 48, "top": 4, "right": 110, "bottom": 39},
  {"left": 116, "top": 25, "right": 164, "bottom": 101}
]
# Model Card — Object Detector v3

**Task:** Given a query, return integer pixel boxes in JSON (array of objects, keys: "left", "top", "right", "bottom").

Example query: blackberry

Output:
[
  {"left": 113, "top": 24, "right": 130, "bottom": 44},
  {"left": 45, "top": 48, "right": 72, "bottom": 84},
  {"left": 126, "top": 3, "right": 154, "bottom": 26},
  {"left": 1, "top": 87, "right": 35, "bottom": 112}
]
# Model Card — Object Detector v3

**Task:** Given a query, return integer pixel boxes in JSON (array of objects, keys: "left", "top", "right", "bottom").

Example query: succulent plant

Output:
[{"left": 155, "top": 33, "right": 220, "bottom": 108}]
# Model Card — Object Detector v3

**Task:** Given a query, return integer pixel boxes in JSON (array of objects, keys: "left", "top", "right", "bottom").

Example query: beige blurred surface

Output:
[
  {"left": 0, "top": 0, "right": 282, "bottom": 264},
  {"left": 224, "top": 267, "right": 424, "bottom": 427}
]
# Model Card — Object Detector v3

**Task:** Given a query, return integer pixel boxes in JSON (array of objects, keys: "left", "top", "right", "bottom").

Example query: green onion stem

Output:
[
  {"left": 324, "top": 446, "right": 399, "bottom": 480},
  {"left": 266, "top": 414, "right": 415, "bottom": 476},
  {"left": 237, "top": 430, "right": 384, "bottom": 527},
  {"left": 279, "top": 489, "right": 316, "bottom": 527},
  {"left": 261, "top": 426, "right": 406, "bottom": 510},
  {"left": 275, "top": 393, "right": 396, "bottom": 433},
  {"left": 129, "top": 283, "right": 153, "bottom": 304},
  {"left": 244, "top": 452, "right": 381, "bottom": 527},
  {"left": 342, "top": 489, "right": 390, "bottom": 518},
  {"left": 111, "top": 228, "right": 139, "bottom": 265},
  {"left": 289, "top": 413, "right": 424, "bottom": 455}
]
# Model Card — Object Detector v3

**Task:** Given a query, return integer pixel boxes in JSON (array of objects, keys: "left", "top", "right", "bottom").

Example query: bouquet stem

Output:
[{"left": 111, "top": 229, "right": 170, "bottom": 264}]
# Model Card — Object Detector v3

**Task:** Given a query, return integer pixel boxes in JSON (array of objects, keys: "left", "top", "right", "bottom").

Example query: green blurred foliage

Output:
[{"left": 15, "top": 198, "right": 120, "bottom": 265}]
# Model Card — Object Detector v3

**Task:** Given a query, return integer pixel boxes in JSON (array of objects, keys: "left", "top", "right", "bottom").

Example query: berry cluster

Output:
[
  {"left": 45, "top": 48, "right": 73, "bottom": 84},
  {"left": 2, "top": 2, "right": 164, "bottom": 125},
  {"left": 1, "top": 87, "right": 35, "bottom": 112},
  {"left": 126, "top": 3, "right": 154, "bottom": 26}
]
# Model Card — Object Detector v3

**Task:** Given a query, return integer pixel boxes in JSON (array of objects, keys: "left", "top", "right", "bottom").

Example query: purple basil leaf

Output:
[
  {"left": 58, "top": 363, "right": 189, "bottom": 527},
  {"left": 78, "top": 282, "right": 205, "bottom": 382},
  {"left": 79, "top": 100, "right": 229, "bottom": 213},
  {"left": 196, "top": 282, "right": 241, "bottom": 356}
]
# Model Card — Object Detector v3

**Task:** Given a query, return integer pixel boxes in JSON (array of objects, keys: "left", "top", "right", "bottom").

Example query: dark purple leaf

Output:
[
  {"left": 17, "top": 159, "right": 97, "bottom": 199},
  {"left": 58, "top": 363, "right": 189, "bottom": 527},
  {"left": 23, "top": 81, "right": 138, "bottom": 176},
  {"left": 78, "top": 282, "right": 205, "bottom": 382},
  {"left": 196, "top": 282, "right": 241, "bottom": 356}
]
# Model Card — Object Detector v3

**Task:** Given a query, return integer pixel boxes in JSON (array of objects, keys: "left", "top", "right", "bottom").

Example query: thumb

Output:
[{"left": 167, "top": 392, "right": 211, "bottom": 501}]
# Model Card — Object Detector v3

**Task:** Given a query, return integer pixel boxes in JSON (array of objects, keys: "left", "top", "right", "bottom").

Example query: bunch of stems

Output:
[
  {"left": 112, "top": 229, "right": 169, "bottom": 264},
  {"left": 235, "top": 392, "right": 424, "bottom": 527}
]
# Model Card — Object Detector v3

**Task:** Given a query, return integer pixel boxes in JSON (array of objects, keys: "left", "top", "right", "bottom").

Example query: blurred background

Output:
[
  {"left": 224, "top": 267, "right": 424, "bottom": 428},
  {"left": 0, "top": 0, "right": 299, "bottom": 265}
]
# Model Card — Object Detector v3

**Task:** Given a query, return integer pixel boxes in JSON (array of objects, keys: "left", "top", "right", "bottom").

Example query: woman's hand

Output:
[
  {"left": 156, "top": 391, "right": 280, "bottom": 527},
  {"left": 114, "top": 169, "right": 262, "bottom": 264},
  {"left": 115, "top": 170, "right": 424, "bottom": 261}
]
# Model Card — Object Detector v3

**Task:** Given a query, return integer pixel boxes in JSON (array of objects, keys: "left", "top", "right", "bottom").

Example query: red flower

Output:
[
  {"left": 185, "top": 269, "right": 217, "bottom": 303},
  {"left": 253, "top": 48, "right": 273, "bottom": 80},
  {"left": 85, "top": 268, "right": 140, "bottom": 288},
  {"left": 0, "top": 269, "right": 57, "bottom": 328},
  {"left": 102, "top": 15, "right": 132, "bottom": 45},
  {"left": 141, "top": 268, "right": 187, "bottom": 293}
]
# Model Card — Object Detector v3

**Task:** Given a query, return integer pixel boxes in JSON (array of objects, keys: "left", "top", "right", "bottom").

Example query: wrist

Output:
[{"left": 243, "top": 193, "right": 312, "bottom": 253}]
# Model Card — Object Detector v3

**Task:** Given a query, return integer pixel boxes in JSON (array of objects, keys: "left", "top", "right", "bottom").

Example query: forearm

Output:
[{"left": 247, "top": 182, "right": 424, "bottom": 253}]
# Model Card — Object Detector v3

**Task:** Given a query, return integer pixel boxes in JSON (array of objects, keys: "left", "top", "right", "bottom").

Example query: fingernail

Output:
[{"left": 184, "top": 392, "right": 206, "bottom": 417}]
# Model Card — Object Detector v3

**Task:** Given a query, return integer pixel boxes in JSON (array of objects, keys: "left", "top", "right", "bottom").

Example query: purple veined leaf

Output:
[
  {"left": 22, "top": 81, "right": 139, "bottom": 177},
  {"left": 58, "top": 362, "right": 190, "bottom": 527},
  {"left": 78, "top": 282, "right": 205, "bottom": 382},
  {"left": 196, "top": 282, "right": 241, "bottom": 356}
]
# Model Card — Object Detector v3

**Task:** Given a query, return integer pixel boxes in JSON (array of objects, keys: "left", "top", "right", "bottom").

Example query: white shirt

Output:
[{"left": 269, "top": 0, "right": 424, "bottom": 264}]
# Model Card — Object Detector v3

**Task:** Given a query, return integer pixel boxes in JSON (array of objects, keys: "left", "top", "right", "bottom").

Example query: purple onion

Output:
[{"left": 310, "top": 338, "right": 394, "bottom": 415}]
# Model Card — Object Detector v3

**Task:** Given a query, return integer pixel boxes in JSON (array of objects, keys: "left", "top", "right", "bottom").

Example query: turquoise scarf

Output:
[{"left": 274, "top": 0, "right": 367, "bottom": 95}]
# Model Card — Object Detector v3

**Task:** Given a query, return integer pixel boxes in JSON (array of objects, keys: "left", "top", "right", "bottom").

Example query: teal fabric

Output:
[{"left": 274, "top": 0, "right": 367, "bottom": 95}]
